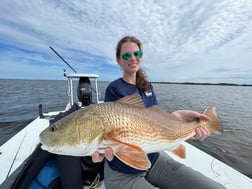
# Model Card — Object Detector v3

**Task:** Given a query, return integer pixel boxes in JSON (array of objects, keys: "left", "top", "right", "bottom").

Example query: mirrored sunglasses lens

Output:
[
  {"left": 122, "top": 52, "right": 131, "bottom": 60},
  {"left": 134, "top": 51, "right": 143, "bottom": 58}
]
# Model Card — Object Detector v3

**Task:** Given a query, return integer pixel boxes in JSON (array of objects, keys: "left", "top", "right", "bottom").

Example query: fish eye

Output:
[{"left": 50, "top": 125, "right": 57, "bottom": 132}]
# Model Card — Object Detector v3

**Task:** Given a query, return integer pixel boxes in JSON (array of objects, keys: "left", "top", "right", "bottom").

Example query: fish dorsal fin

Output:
[
  {"left": 148, "top": 105, "right": 173, "bottom": 118},
  {"left": 116, "top": 94, "right": 145, "bottom": 108}
]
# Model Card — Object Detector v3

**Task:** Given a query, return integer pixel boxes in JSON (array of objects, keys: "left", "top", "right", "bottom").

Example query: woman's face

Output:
[{"left": 117, "top": 41, "right": 142, "bottom": 74}]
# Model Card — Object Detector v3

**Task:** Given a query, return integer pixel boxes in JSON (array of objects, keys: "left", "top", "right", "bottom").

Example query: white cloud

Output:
[{"left": 0, "top": 0, "right": 252, "bottom": 84}]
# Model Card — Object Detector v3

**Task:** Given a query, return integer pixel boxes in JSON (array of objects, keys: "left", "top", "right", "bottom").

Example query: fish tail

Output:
[{"left": 203, "top": 106, "right": 222, "bottom": 135}]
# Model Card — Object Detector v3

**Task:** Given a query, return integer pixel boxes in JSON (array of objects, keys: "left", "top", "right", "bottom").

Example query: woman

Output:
[{"left": 92, "top": 36, "right": 225, "bottom": 189}]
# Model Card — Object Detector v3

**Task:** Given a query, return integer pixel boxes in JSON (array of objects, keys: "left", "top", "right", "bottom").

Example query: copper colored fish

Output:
[{"left": 40, "top": 94, "right": 221, "bottom": 170}]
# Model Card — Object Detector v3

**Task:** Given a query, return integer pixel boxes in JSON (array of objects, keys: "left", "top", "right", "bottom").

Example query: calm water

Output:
[{"left": 0, "top": 79, "right": 251, "bottom": 178}]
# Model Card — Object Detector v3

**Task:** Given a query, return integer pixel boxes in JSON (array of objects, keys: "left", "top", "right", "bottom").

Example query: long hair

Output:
[{"left": 116, "top": 36, "right": 151, "bottom": 92}]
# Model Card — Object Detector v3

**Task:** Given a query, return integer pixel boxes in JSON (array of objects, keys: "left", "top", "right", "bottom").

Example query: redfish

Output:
[{"left": 40, "top": 94, "right": 221, "bottom": 170}]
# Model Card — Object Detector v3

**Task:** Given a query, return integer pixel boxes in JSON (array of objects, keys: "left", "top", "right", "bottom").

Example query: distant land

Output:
[
  {"left": 0, "top": 78, "right": 251, "bottom": 87},
  {"left": 152, "top": 81, "right": 252, "bottom": 87}
]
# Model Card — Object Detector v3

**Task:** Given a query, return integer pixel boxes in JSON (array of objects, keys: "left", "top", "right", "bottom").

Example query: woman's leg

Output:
[
  {"left": 146, "top": 152, "right": 226, "bottom": 189},
  {"left": 104, "top": 161, "right": 159, "bottom": 189}
]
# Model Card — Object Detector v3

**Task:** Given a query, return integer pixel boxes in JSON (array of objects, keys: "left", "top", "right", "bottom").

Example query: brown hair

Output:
[{"left": 116, "top": 36, "right": 151, "bottom": 92}]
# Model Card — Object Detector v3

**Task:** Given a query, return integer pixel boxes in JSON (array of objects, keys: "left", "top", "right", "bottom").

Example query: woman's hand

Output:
[
  {"left": 171, "top": 110, "right": 210, "bottom": 122},
  {"left": 91, "top": 147, "right": 114, "bottom": 163},
  {"left": 171, "top": 110, "right": 211, "bottom": 140},
  {"left": 190, "top": 127, "right": 210, "bottom": 140}
]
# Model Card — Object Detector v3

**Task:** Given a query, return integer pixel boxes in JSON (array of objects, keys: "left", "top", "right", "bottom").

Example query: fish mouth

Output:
[
  {"left": 40, "top": 144, "right": 65, "bottom": 155},
  {"left": 40, "top": 142, "right": 88, "bottom": 156},
  {"left": 39, "top": 138, "right": 50, "bottom": 148},
  {"left": 40, "top": 138, "right": 56, "bottom": 153},
  {"left": 40, "top": 144, "right": 53, "bottom": 153}
]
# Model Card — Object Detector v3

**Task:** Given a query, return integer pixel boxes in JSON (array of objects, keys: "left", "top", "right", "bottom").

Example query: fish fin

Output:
[
  {"left": 115, "top": 143, "right": 151, "bottom": 170},
  {"left": 148, "top": 105, "right": 173, "bottom": 117},
  {"left": 203, "top": 106, "right": 222, "bottom": 135},
  {"left": 171, "top": 144, "right": 186, "bottom": 159},
  {"left": 105, "top": 136, "right": 151, "bottom": 170},
  {"left": 116, "top": 94, "right": 145, "bottom": 109}
]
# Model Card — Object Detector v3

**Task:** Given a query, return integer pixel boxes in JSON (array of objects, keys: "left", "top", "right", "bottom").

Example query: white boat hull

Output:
[
  {"left": 1, "top": 114, "right": 251, "bottom": 188},
  {"left": 0, "top": 113, "right": 57, "bottom": 184}
]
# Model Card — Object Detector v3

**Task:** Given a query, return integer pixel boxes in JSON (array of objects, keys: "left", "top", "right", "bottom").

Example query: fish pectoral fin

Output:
[
  {"left": 171, "top": 144, "right": 186, "bottom": 159},
  {"left": 114, "top": 142, "right": 151, "bottom": 171}
]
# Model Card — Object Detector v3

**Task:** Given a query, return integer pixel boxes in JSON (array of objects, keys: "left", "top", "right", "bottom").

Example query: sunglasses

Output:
[{"left": 121, "top": 50, "right": 143, "bottom": 60}]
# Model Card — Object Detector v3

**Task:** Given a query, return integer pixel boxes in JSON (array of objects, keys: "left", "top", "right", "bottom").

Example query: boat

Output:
[{"left": 0, "top": 71, "right": 252, "bottom": 189}]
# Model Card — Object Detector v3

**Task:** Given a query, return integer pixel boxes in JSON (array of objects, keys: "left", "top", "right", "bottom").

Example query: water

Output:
[
  {"left": 0, "top": 79, "right": 251, "bottom": 178},
  {"left": 154, "top": 84, "right": 252, "bottom": 179}
]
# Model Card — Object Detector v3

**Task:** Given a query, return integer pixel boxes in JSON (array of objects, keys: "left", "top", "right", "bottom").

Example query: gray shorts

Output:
[{"left": 104, "top": 152, "right": 226, "bottom": 189}]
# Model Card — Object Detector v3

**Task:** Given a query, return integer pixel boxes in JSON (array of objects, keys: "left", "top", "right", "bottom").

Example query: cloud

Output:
[{"left": 0, "top": 0, "right": 252, "bottom": 84}]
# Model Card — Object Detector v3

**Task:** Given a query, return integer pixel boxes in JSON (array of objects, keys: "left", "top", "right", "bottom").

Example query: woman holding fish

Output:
[{"left": 92, "top": 36, "right": 225, "bottom": 189}]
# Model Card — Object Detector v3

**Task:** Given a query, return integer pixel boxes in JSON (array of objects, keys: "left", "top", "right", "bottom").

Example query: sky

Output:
[{"left": 0, "top": 0, "right": 252, "bottom": 84}]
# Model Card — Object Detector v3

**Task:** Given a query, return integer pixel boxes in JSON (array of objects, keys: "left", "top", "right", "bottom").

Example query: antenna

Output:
[{"left": 49, "top": 46, "right": 77, "bottom": 73}]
